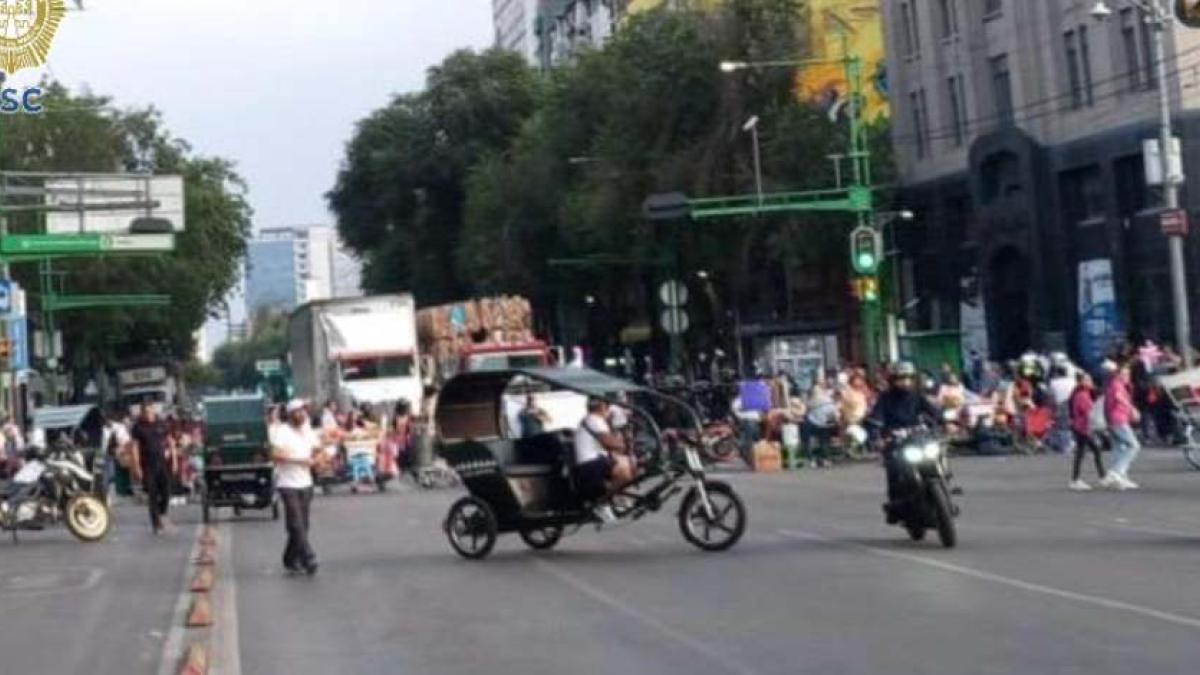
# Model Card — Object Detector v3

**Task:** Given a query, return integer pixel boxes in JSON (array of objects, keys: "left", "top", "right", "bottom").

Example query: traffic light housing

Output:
[
  {"left": 851, "top": 277, "right": 880, "bottom": 303},
  {"left": 850, "top": 225, "right": 882, "bottom": 275},
  {"left": 860, "top": 276, "right": 879, "bottom": 303}
]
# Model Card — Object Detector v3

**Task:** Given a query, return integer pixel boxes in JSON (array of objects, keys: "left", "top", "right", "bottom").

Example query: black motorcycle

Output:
[
  {"left": 884, "top": 427, "right": 960, "bottom": 548},
  {"left": 0, "top": 440, "right": 111, "bottom": 543}
]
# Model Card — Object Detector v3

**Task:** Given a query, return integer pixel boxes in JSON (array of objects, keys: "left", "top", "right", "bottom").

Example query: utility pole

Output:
[{"left": 1152, "top": 5, "right": 1193, "bottom": 363}]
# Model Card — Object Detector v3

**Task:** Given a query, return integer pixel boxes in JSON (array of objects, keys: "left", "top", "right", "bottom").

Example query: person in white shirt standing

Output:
[{"left": 272, "top": 399, "right": 322, "bottom": 575}]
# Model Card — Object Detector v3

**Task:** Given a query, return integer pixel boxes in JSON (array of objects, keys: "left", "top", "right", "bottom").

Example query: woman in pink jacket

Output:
[
  {"left": 1102, "top": 363, "right": 1141, "bottom": 490},
  {"left": 1067, "top": 372, "right": 1106, "bottom": 491}
]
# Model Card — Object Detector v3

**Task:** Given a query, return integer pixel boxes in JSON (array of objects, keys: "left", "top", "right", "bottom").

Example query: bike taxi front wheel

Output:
[
  {"left": 678, "top": 480, "right": 746, "bottom": 552},
  {"left": 444, "top": 496, "right": 498, "bottom": 560}
]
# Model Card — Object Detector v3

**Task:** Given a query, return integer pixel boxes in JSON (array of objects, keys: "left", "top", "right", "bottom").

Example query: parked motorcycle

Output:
[
  {"left": 0, "top": 440, "right": 111, "bottom": 543},
  {"left": 885, "top": 427, "right": 960, "bottom": 548}
]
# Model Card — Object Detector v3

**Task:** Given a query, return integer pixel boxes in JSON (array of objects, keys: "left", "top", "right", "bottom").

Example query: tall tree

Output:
[
  {"left": 328, "top": 48, "right": 538, "bottom": 304},
  {"left": 0, "top": 82, "right": 252, "bottom": 373}
]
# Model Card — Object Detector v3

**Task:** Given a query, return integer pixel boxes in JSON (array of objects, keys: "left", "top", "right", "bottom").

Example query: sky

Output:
[
  {"left": 8, "top": 0, "right": 495, "bottom": 355},
  {"left": 12, "top": 0, "right": 494, "bottom": 229}
]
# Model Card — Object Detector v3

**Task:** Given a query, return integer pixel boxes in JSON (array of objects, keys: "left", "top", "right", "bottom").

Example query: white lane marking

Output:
[
  {"left": 155, "top": 525, "right": 202, "bottom": 675},
  {"left": 1093, "top": 521, "right": 1200, "bottom": 539},
  {"left": 776, "top": 528, "right": 1200, "bottom": 632},
  {"left": 533, "top": 559, "right": 759, "bottom": 675},
  {"left": 0, "top": 568, "right": 103, "bottom": 595},
  {"left": 211, "top": 522, "right": 242, "bottom": 675}
]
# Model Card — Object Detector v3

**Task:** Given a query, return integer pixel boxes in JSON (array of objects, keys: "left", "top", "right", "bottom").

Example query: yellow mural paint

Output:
[{"left": 624, "top": 0, "right": 890, "bottom": 120}]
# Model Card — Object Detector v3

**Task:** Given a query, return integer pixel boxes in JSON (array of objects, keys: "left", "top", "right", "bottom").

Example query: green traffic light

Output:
[{"left": 855, "top": 252, "right": 876, "bottom": 271}]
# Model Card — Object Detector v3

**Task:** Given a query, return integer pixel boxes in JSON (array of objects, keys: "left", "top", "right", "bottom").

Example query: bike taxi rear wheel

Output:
[
  {"left": 1184, "top": 443, "right": 1200, "bottom": 471},
  {"left": 678, "top": 480, "right": 746, "bottom": 552},
  {"left": 445, "top": 496, "right": 498, "bottom": 560},
  {"left": 518, "top": 526, "right": 563, "bottom": 551}
]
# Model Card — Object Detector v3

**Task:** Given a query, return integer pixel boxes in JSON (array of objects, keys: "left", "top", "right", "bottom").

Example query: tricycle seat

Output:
[{"left": 506, "top": 464, "right": 556, "bottom": 477}]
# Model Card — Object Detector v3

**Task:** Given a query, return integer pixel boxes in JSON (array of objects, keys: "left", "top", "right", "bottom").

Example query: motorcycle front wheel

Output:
[
  {"left": 64, "top": 495, "right": 111, "bottom": 542},
  {"left": 931, "top": 480, "right": 957, "bottom": 549}
]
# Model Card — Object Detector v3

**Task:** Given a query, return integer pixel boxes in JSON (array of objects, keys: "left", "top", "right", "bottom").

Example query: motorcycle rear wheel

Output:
[{"left": 64, "top": 495, "right": 110, "bottom": 542}]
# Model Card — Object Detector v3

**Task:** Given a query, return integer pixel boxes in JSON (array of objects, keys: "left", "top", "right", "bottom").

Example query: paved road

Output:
[
  {"left": 0, "top": 497, "right": 198, "bottom": 675},
  {"left": 7, "top": 450, "right": 1200, "bottom": 674}
]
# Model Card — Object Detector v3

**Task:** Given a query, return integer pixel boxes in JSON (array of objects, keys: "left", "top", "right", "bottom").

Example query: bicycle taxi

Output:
[{"left": 436, "top": 367, "right": 747, "bottom": 559}]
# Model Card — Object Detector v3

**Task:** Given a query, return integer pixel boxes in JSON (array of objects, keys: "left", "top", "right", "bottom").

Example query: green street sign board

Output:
[{"left": 2, "top": 233, "right": 103, "bottom": 254}]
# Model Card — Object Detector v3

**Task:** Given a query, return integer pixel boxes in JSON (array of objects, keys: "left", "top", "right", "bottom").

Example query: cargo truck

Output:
[{"left": 288, "top": 295, "right": 422, "bottom": 410}]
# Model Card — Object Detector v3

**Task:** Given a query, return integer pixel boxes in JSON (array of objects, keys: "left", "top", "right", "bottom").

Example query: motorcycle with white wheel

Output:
[
  {"left": 0, "top": 440, "right": 111, "bottom": 543},
  {"left": 884, "top": 427, "right": 961, "bottom": 548}
]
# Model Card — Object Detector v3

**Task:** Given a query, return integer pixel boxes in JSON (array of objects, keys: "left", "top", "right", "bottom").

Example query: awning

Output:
[
  {"left": 32, "top": 405, "right": 99, "bottom": 431},
  {"left": 320, "top": 312, "right": 415, "bottom": 359}
]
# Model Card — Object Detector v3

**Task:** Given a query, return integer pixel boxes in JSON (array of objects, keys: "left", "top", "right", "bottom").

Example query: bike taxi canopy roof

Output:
[{"left": 436, "top": 367, "right": 645, "bottom": 442}]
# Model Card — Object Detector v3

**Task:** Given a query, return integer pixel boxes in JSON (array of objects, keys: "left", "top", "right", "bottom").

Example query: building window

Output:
[
  {"left": 990, "top": 54, "right": 1013, "bottom": 124},
  {"left": 911, "top": 88, "right": 930, "bottom": 158},
  {"left": 984, "top": 0, "right": 1002, "bottom": 17},
  {"left": 900, "top": 2, "right": 921, "bottom": 58},
  {"left": 1120, "top": 8, "right": 1142, "bottom": 90},
  {"left": 1079, "top": 24, "right": 1095, "bottom": 105},
  {"left": 937, "top": 0, "right": 957, "bottom": 38},
  {"left": 947, "top": 74, "right": 967, "bottom": 146},
  {"left": 1064, "top": 30, "right": 1083, "bottom": 109}
]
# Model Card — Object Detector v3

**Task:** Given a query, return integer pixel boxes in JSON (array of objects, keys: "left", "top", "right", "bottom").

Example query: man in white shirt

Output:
[
  {"left": 271, "top": 399, "right": 322, "bottom": 575},
  {"left": 573, "top": 398, "right": 634, "bottom": 521}
]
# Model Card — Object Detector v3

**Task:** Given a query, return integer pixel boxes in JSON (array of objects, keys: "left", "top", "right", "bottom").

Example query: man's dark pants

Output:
[
  {"left": 142, "top": 465, "right": 170, "bottom": 530},
  {"left": 279, "top": 487, "right": 315, "bottom": 569}
]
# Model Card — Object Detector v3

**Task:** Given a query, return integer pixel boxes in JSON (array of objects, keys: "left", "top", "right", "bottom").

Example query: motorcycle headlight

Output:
[
  {"left": 923, "top": 442, "right": 942, "bottom": 460},
  {"left": 902, "top": 447, "right": 924, "bottom": 463}
]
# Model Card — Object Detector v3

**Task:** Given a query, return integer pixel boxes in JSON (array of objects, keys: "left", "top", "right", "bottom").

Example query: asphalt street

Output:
[{"left": 6, "top": 450, "right": 1200, "bottom": 674}]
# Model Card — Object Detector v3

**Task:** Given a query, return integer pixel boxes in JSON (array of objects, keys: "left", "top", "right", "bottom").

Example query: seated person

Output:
[{"left": 573, "top": 397, "right": 635, "bottom": 521}]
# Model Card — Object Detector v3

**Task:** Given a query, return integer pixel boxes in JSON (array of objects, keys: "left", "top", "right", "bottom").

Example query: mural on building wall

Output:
[
  {"left": 794, "top": 0, "right": 888, "bottom": 122},
  {"left": 622, "top": 0, "right": 888, "bottom": 120}
]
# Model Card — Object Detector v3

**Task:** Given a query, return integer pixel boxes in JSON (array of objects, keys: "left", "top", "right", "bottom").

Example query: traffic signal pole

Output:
[{"left": 690, "top": 42, "right": 883, "bottom": 371}]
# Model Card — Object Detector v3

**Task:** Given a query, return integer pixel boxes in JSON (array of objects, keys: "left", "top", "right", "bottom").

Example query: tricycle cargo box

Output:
[{"left": 203, "top": 395, "right": 268, "bottom": 459}]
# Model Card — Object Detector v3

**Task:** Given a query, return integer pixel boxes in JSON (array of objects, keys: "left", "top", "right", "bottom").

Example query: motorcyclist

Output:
[{"left": 866, "top": 361, "right": 941, "bottom": 522}]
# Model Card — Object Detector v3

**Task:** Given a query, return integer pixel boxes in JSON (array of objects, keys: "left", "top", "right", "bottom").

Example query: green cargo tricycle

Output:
[{"left": 200, "top": 395, "right": 279, "bottom": 523}]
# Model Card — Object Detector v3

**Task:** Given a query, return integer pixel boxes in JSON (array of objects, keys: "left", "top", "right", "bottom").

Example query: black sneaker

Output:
[{"left": 302, "top": 561, "right": 319, "bottom": 576}]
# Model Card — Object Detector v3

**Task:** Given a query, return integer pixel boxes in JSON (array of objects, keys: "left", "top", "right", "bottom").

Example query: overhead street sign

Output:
[
  {"left": 0, "top": 233, "right": 175, "bottom": 256},
  {"left": 100, "top": 233, "right": 176, "bottom": 251}
]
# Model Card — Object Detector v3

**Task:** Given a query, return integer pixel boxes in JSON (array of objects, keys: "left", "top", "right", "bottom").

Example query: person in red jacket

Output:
[
  {"left": 1102, "top": 363, "right": 1142, "bottom": 490},
  {"left": 1067, "top": 372, "right": 1106, "bottom": 491}
]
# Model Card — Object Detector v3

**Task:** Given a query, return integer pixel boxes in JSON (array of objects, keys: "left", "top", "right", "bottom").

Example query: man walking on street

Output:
[
  {"left": 271, "top": 399, "right": 321, "bottom": 575},
  {"left": 131, "top": 402, "right": 174, "bottom": 534}
]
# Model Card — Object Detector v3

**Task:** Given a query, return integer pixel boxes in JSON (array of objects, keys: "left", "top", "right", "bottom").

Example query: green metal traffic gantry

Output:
[{"left": 687, "top": 45, "right": 884, "bottom": 371}]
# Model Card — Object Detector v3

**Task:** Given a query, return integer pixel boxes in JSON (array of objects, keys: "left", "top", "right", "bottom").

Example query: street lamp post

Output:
[
  {"left": 742, "top": 116, "right": 764, "bottom": 207},
  {"left": 1094, "top": 0, "right": 1192, "bottom": 362}
]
